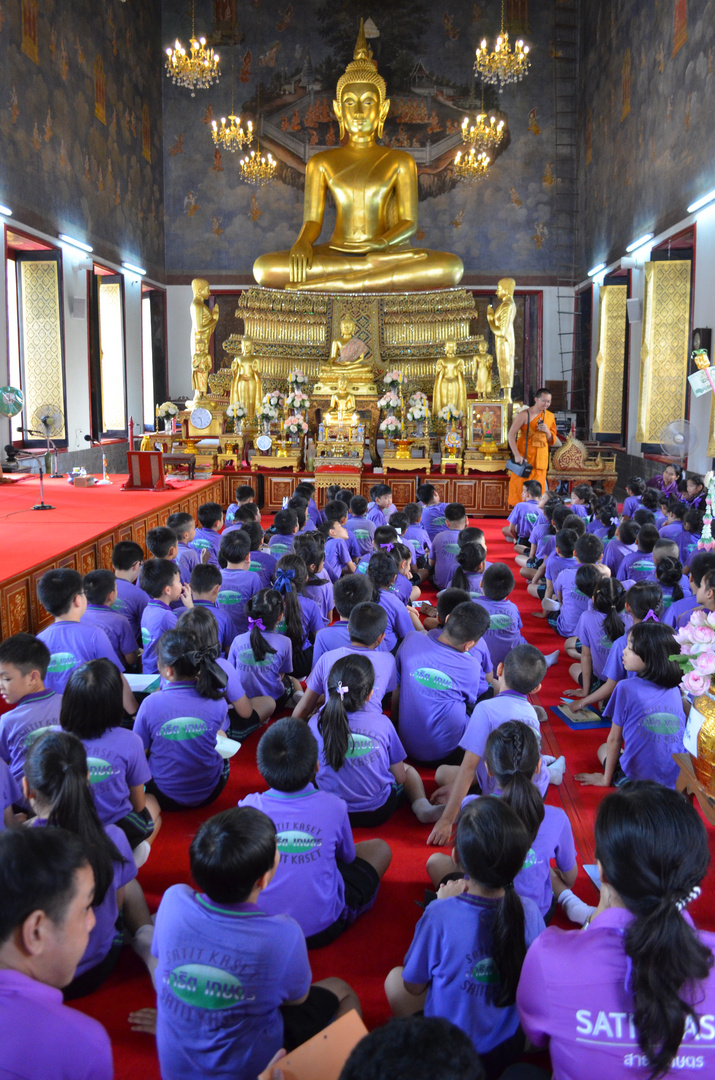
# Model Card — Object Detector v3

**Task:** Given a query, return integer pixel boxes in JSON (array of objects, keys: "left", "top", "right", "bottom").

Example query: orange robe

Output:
[{"left": 507, "top": 409, "right": 558, "bottom": 507}]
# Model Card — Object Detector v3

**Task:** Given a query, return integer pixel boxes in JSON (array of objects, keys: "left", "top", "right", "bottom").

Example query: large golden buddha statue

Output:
[{"left": 253, "top": 22, "right": 463, "bottom": 294}]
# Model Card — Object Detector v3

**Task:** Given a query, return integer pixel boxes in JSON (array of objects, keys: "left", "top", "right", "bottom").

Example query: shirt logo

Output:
[
  {"left": 276, "top": 829, "right": 322, "bottom": 854},
  {"left": 141, "top": 628, "right": 152, "bottom": 647},
  {"left": 47, "top": 651, "right": 76, "bottom": 674},
  {"left": 345, "top": 733, "right": 376, "bottom": 758},
  {"left": 24, "top": 725, "right": 56, "bottom": 749},
  {"left": 353, "top": 528, "right": 370, "bottom": 540},
  {"left": 522, "top": 847, "right": 537, "bottom": 870},
  {"left": 433, "top": 516, "right": 446, "bottom": 529},
  {"left": 526, "top": 512, "right": 538, "bottom": 525},
  {"left": 632, "top": 559, "right": 652, "bottom": 572},
  {"left": 469, "top": 958, "right": 499, "bottom": 984},
  {"left": 248, "top": 560, "right": 262, "bottom": 574},
  {"left": 217, "top": 590, "right": 245, "bottom": 607},
  {"left": 598, "top": 634, "right": 613, "bottom": 650},
  {"left": 443, "top": 542, "right": 460, "bottom": 555},
  {"left": 110, "top": 598, "right": 125, "bottom": 612},
  {"left": 489, "top": 614, "right": 512, "bottom": 631},
  {"left": 167, "top": 963, "right": 252, "bottom": 1009},
  {"left": 159, "top": 716, "right": 207, "bottom": 740},
  {"left": 191, "top": 538, "right": 212, "bottom": 550},
  {"left": 271, "top": 542, "right": 291, "bottom": 554},
  {"left": 238, "top": 648, "right": 274, "bottom": 668},
  {"left": 87, "top": 756, "right": 115, "bottom": 783},
  {"left": 641, "top": 711, "right": 682, "bottom": 736},
  {"left": 412, "top": 667, "right": 455, "bottom": 692}
]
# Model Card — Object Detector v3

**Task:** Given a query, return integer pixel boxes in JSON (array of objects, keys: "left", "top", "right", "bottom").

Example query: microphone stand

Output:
[{"left": 14, "top": 449, "right": 55, "bottom": 510}]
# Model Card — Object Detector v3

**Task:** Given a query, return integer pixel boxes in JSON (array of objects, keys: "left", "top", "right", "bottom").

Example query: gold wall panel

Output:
[
  {"left": 593, "top": 284, "right": 627, "bottom": 434},
  {"left": 636, "top": 260, "right": 691, "bottom": 443},
  {"left": 707, "top": 394, "right": 715, "bottom": 458},
  {"left": 18, "top": 259, "right": 66, "bottom": 438}
]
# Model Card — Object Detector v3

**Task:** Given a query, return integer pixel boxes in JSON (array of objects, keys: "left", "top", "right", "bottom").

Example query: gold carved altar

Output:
[{"left": 546, "top": 435, "right": 617, "bottom": 493}]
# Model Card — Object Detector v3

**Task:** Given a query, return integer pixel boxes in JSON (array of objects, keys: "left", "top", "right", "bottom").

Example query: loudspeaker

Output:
[
  {"left": 626, "top": 299, "right": 642, "bottom": 324},
  {"left": 70, "top": 297, "right": 87, "bottom": 319},
  {"left": 693, "top": 328, "right": 712, "bottom": 354}
]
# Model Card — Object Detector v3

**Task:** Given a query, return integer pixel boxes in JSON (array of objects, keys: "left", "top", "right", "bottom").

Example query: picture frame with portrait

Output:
[{"left": 468, "top": 400, "right": 507, "bottom": 447}]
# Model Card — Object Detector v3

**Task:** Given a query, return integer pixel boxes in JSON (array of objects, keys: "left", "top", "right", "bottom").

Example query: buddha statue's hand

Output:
[{"left": 289, "top": 238, "right": 314, "bottom": 284}]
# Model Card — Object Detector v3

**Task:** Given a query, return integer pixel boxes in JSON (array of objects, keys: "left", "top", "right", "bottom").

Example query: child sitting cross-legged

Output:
[
  {"left": 318, "top": 502, "right": 358, "bottom": 579},
  {"left": 0, "top": 633, "right": 62, "bottom": 800},
  {"left": 425, "top": 588, "right": 495, "bottom": 702},
  {"left": 480, "top": 563, "right": 559, "bottom": 670},
  {"left": 189, "top": 501, "right": 224, "bottom": 567},
  {"left": 234, "top": 519, "right": 277, "bottom": 587},
  {"left": 368, "top": 550, "right": 425, "bottom": 650},
  {"left": 433, "top": 503, "right": 469, "bottom": 590},
  {"left": 224, "top": 482, "right": 256, "bottom": 527},
  {"left": 273, "top": 554, "right": 326, "bottom": 679},
  {"left": 151, "top": 806, "right": 361, "bottom": 1079},
  {"left": 189, "top": 563, "right": 235, "bottom": 656},
  {"left": 345, "top": 493, "right": 376, "bottom": 556},
  {"left": 449, "top": 541, "right": 488, "bottom": 598},
  {"left": 549, "top": 533, "right": 606, "bottom": 639},
  {"left": 228, "top": 588, "right": 303, "bottom": 710},
  {"left": 81, "top": 570, "right": 138, "bottom": 668},
  {"left": 530, "top": 528, "right": 578, "bottom": 604},
  {"left": 111, "top": 540, "right": 149, "bottom": 640},
  {"left": 268, "top": 508, "right": 299, "bottom": 559},
  {"left": 617, "top": 523, "right": 659, "bottom": 583},
  {"left": 239, "top": 717, "right": 392, "bottom": 947},
  {"left": 568, "top": 577, "right": 627, "bottom": 698},
  {"left": 217, "top": 529, "right": 262, "bottom": 636},
  {"left": 139, "top": 559, "right": 192, "bottom": 674},
  {"left": 310, "top": 654, "right": 442, "bottom": 826},
  {"left": 166, "top": 512, "right": 201, "bottom": 584},
  {"left": 502, "top": 478, "right": 543, "bottom": 546},
  {"left": 312, "top": 573, "right": 376, "bottom": 664}
]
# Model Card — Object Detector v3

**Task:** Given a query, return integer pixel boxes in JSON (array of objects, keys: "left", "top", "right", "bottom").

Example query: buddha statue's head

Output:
[
  {"left": 476, "top": 335, "right": 488, "bottom": 354},
  {"left": 241, "top": 336, "right": 254, "bottom": 356},
  {"left": 339, "top": 315, "right": 356, "bottom": 337},
  {"left": 444, "top": 339, "right": 457, "bottom": 357},
  {"left": 337, "top": 376, "right": 348, "bottom": 392},
  {"left": 334, "top": 20, "right": 389, "bottom": 140}
]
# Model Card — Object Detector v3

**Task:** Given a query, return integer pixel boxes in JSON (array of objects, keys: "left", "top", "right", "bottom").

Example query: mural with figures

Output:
[
  {"left": 162, "top": 0, "right": 566, "bottom": 281},
  {"left": 579, "top": 0, "right": 715, "bottom": 275},
  {"left": 0, "top": 0, "right": 164, "bottom": 278}
]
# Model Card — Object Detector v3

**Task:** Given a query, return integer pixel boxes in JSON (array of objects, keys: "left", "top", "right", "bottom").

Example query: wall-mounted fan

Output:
[
  {"left": 31, "top": 403, "right": 65, "bottom": 477},
  {"left": 659, "top": 420, "right": 698, "bottom": 468}
]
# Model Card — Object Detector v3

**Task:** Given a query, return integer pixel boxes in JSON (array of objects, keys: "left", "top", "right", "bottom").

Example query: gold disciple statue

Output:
[
  {"left": 433, "top": 340, "right": 467, "bottom": 418},
  {"left": 473, "top": 335, "right": 493, "bottom": 399},
  {"left": 253, "top": 21, "right": 463, "bottom": 293},
  {"left": 190, "top": 278, "right": 219, "bottom": 402},
  {"left": 229, "top": 337, "right": 262, "bottom": 422},
  {"left": 487, "top": 278, "right": 517, "bottom": 401}
]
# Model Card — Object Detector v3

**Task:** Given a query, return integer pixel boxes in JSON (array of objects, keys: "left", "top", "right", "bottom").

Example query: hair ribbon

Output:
[
  {"left": 643, "top": 609, "right": 659, "bottom": 622},
  {"left": 380, "top": 543, "right": 394, "bottom": 552},
  {"left": 248, "top": 616, "right": 266, "bottom": 631},
  {"left": 274, "top": 567, "right": 295, "bottom": 594},
  {"left": 336, "top": 682, "right": 349, "bottom": 699},
  {"left": 610, "top": 516, "right": 619, "bottom": 525}
]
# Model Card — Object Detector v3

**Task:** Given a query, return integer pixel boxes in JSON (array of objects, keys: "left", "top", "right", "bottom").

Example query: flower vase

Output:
[
  {"left": 687, "top": 681, "right": 715, "bottom": 793},
  {"left": 415, "top": 419, "right": 424, "bottom": 437},
  {"left": 163, "top": 418, "right": 172, "bottom": 433},
  {"left": 262, "top": 419, "right": 270, "bottom": 435}
]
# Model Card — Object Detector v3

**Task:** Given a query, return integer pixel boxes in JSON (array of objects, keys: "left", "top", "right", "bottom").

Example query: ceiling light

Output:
[
  {"left": 122, "top": 261, "right": 146, "bottom": 276},
  {"left": 687, "top": 188, "right": 715, "bottom": 214},
  {"left": 587, "top": 263, "right": 606, "bottom": 277},
  {"left": 58, "top": 233, "right": 93, "bottom": 253},
  {"left": 0, "top": 204, "right": 12, "bottom": 216},
  {"left": 626, "top": 233, "right": 653, "bottom": 252}
]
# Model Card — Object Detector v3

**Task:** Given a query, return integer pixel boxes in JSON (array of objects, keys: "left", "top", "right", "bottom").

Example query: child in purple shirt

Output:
[
  {"left": 311, "top": 573, "right": 383, "bottom": 664},
  {"left": 543, "top": 529, "right": 579, "bottom": 602},
  {"left": 189, "top": 501, "right": 224, "bottom": 567},
  {"left": 224, "top": 483, "right": 257, "bottom": 527},
  {"left": 449, "top": 541, "right": 489, "bottom": 598},
  {"left": 476, "top": 563, "right": 532, "bottom": 668},
  {"left": 217, "top": 530, "right": 262, "bottom": 635},
  {"left": 111, "top": 539, "right": 149, "bottom": 640},
  {"left": 146, "top": 525, "right": 184, "bottom": 591},
  {"left": 676, "top": 508, "right": 703, "bottom": 568},
  {"left": 432, "top": 503, "right": 469, "bottom": 590},
  {"left": 417, "top": 481, "right": 450, "bottom": 539},
  {"left": 240, "top": 718, "right": 390, "bottom": 946},
  {"left": 617, "top": 522, "right": 659, "bottom": 582},
  {"left": 189, "top": 563, "right": 235, "bottom": 655},
  {"left": 228, "top": 588, "right": 301, "bottom": 707},
  {"left": 268, "top": 507, "right": 299, "bottom": 560},
  {"left": 553, "top": 533, "right": 605, "bottom": 637},
  {"left": 602, "top": 518, "right": 638, "bottom": 576},
  {"left": 81, "top": 569, "right": 138, "bottom": 666},
  {"left": 426, "top": 587, "right": 494, "bottom": 699},
  {"left": 368, "top": 551, "right": 422, "bottom": 651},
  {"left": 0, "top": 758, "right": 20, "bottom": 827},
  {"left": 621, "top": 476, "right": 646, "bottom": 518},
  {"left": 139, "top": 558, "right": 192, "bottom": 673},
  {"left": 403, "top": 500, "right": 435, "bottom": 570},
  {"left": 567, "top": 482, "right": 592, "bottom": 520},
  {"left": 366, "top": 483, "right": 393, "bottom": 528},
  {"left": 273, "top": 554, "right": 326, "bottom": 678},
  {"left": 573, "top": 577, "right": 628, "bottom": 692},
  {"left": 504, "top": 479, "right": 543, "bottom": 544},
  {"left": 166, "top": 512, "right": 202, "bottom": 584},
  {"left": 0, "top": 633, "right": 62, "bottom": 795},
  {"left": 293, "top": 533, "right": 333, "bottom": 622},
  {"left": 345, "top": 494, "right": 376, "bottom": 555}
]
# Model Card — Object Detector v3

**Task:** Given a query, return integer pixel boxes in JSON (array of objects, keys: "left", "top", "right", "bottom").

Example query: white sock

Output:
[
  {"left": 534, "top": 705, "right": 548, "bottom": 724},
  {"left": 547, "top": 755, "right": 566, "bottom": 785},
  {"left": 133, "top": 841, "right": 151, "bottom": 869},
  {"left": 131, "top": 924, "right": 158, "bottom": 987},
  {"left": 544, "top": 649, "right": 560, "bottom": 668},
  {"left": 412, "top": 797, "right": 444, "bottom": 824}
]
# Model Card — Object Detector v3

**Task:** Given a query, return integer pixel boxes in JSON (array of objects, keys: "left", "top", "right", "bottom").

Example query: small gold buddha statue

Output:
[
  {"left": 315, "top": 314, "right": 376, "bottom": 395},
  {"left": 487, "top": 278, "right": 517, "bottom": 402},
  {"left": 433, "top": 340, "right": 467, "bottom": 419},
  {"left": 190, "top": 278, "right": 218, "bottom": 403},
  {"left": 328, "top": 377, "right": 357, "bottom": 427},
  {"left": 229, "top": 336, "right": 262, "bottom": 423},
  {"left": 252, "top": 21, "right": 463, "bottom": 293},
  {"left": 473, "top": 335, "right": 493, "bottom": 400}
]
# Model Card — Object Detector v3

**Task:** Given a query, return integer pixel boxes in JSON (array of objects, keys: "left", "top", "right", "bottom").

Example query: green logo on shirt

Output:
[
  {"left": 632, "top": 559, "right": 652, "bottom": 572},
  {"left": 192, "top": 539, "right": 212, "bottom": 550},
  {"left": 434, "top": 516, "right": 446, "bottom": 529},
  {"left": 272, "top": 542, "right": 290, "bottom": 554},
  {"left": 168, "top": 964, "right": 248, "bottom": 1009},
  {"left": 248, "top": 560, "right": 262, "bottom": 574},
  {"left": 599, "top": 634, "right": 613, "bottom": 650},
  {"left": 413, "top": 667, "right": 455, "bottom": 692},
  {"left": 489, "top": 614, "right": 512, "bottom": 631},
  {"left": 24, "top": 725, "right": 56, "bottom": 749},
  {"left": 47, "top": 652, "right": 76, "bottom": 674},
  {"left": 526, "top": 512, "right": 538, "bottom": 525},
  {"left": 159, "top": 716, "right": 207, "bottom": 740},
  {"left": 238, "top": 648, "right": 274, "bottom": 668},
  {"left": 276, "top": 830, "right": 322, "bottom": 854},
  {"left": 443, "top": 543, "right": 460, "bottom": 555},
  {"left": 110, "top": 599, "right": 125, "bottom": 612},
  {"left": 217, "top": 590, "right": 244, "bottom": 607},
  {"left": 642, "top": 712, "right": 682, "bottom": 735},
  {"left": 522, "top": 847, "right": 537, "bottom": 870},
  {"left": 87, "top": 757, "right": 114, "bottom": 783},
  {"left": 470, "top": 958, "right": 499, "bottom": 984},
  {"left": 141, "top": 628, "right": 151, "bottom": 647},
  {"left": 345, "top": 733, "right": 376, "bottom": 758},
  {"left": 354, "top": 528, "right": 370, "bottom": 541}
]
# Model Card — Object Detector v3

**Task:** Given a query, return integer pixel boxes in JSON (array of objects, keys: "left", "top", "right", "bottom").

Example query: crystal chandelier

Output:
[
  {"left": 461, "top": 111, "right": 505, "bottom": 154},
  {"left": 213, "top": 114, "right": 253, "bottom": 152},
  {"left": 453, "top": 147, "right": 491, "bottom": 183},
  {"left": 474, "top": 0, "right": 530, "bottom": 91},
  {"left": 165, "top": 1, "right": 220, "bottom": 97},
  {"left": 240, "top": 146, "right": 276, "bottom": 186}
]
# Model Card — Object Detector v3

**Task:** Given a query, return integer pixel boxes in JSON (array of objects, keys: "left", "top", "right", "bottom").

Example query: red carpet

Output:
[{"left": 63, "top": 512, "right": 715, "bottom": 1079}]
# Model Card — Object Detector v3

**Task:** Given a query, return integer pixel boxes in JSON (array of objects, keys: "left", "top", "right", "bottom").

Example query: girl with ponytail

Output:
[
  {"left": 311, "top": 654, "right": 441, "bottom": 827},
  {"left": 450, "top": 542, "right": 488, "bottom": 597},
  {"left": 656, "top": 555, "right": 686, "bottom": 610},
  {"left": 228, "top": 588, "right": 301, "bottom": 709},
  {"left": 272, "top": 553, "right": 325, "bottom": 678},
  {"left": 24, "top": 731, "right": 155, "bottom": 998},
  {"left": 603, "top": 518, "right": 639, "bottom": 576},
  {"left": 519, "top": 781, "right": 715, "bottom": 1080},
  {"left": 386, "top": 797, "right": 545, "bottom": 1079},
  {"left": 293, "top": 533, "right": 333, "bottom": 623},
  {"left": 567, "top": 577, "right": 627, "bottom": 698},
  {"left": 390, "top": 541, "right": 422, "bottom": 605},
  {"left": 134, "top": 627, "right": 232, "bottom": 810},
  {"left": 367, "top": 551, "right": 421, "bottom": 651}
]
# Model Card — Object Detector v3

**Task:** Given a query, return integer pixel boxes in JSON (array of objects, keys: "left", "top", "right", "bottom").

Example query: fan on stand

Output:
[
  {"left": 0, "top": 385, "right": 24, "bottom": 481},
  {"left": 31, "top": 403, "right": 65, "bottom": 478},
  {"left": 659, "top": 420, "right": 698, "bottom": 470}
]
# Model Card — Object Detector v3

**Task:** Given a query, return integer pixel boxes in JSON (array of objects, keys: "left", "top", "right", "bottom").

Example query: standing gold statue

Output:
[
  {"left": 473, "top": 335, "right": 493, "bottom": 399},
  {"left": 253, "top": 21, "right": 463, "bottom": 293},
  {"left": 190, "top": 278, "right": 219, "bottom": 402},
  {"left": 229, "top": 337, "right": 262, "bottom": 422},
  {"left": 487, "top": 278, "right": 517, "bottom": 401},
  {"left": 433, "top": 340, "right": 467, "bottom": 418}
]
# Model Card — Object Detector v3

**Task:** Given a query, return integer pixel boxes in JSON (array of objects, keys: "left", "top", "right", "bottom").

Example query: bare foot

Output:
[
  {"left": 429, "top": 785, "right": 452, "bottom": 805},
  {"left": 531, "top": 610, "right": 548, "bottom": 619},
  {"left": 413, "top": 798, "right": 445, "bottom": 824}
]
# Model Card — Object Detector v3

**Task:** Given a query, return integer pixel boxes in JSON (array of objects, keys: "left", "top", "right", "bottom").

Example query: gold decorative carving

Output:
[
  {"left": 636, "top": 260, "right": 692, "bottom": 443},
  {"left": 593, "top": 284, "right": 627, "bottom": 434},
  {"left": 546, "top": 435, "right": 618, "bottom": 493}
]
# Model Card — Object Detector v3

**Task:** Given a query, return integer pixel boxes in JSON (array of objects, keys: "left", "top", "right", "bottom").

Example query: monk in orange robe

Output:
[{"left": 507, "top": 388, "right": 559, "bottom": 507}]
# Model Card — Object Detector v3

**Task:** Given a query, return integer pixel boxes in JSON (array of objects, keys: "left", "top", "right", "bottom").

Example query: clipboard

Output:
[{"left": 258, "top": 1010, "right": 368, "bottom": 1080}]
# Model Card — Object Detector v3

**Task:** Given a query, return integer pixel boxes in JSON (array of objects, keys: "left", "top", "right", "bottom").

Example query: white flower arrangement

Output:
[
  {"left": 285, "top": 415, "right": 309, "bottom": 437},
  {"left": 406, "top": 404, "right": 429, "bottom": 422},
  {"left": 285, "top": 389, "right": 310, "bottom": 411},
  {"left": 288, "top": 368, "right": 308, "bottom": 386},
  {"left": 226, "top": 403, "right": 248, "bottom": 420},
  {"left": 382, "top": 369, "right": 403, "bottom": 388},
  {"left": 259, "top": 402, "right": 280, "bottom": 422},
  {"left": 157, "top": 401, "right": 179, "bottom": 418},
  {"left": 263, "top": 391, "right": 285, "bottom": 410},
  {"left": 437, "top": 403, "right": 463, "bottom": 423},
  {"left": 379, "top": 415, "right": 402, "bottom": 438},
  {"left": 408, "top": 391, "right": 429, "bottom": 407},
  {"left": 377, "top": 391, "right": 400, "bottom": 411}
]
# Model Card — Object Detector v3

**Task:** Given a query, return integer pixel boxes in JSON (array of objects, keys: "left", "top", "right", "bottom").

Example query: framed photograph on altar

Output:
[{"left": 467, "top": 401, "right": 507, "bottom": 447}]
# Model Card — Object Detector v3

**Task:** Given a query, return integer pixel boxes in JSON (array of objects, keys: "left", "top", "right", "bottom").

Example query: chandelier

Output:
[
  {"left": 240, "top": 146, "right": 276, "bottom": 186},
  {"left": 165, "top": 1, "right": 220, "bottom": 97},
  {"left": 461, "top": 111, "right": 505, "bottom": 154},
  {"left": 453, "top": 148, "right": 491, "bottom": 183},
  {"left": 474, "top": 0, "right": 530, "bottom": 91},
  {"left": 211, "top": 58, "right": 253, "bottom": 152}
]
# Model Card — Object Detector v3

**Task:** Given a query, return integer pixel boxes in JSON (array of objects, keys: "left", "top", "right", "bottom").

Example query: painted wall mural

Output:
[
  {"left": 162, "top": 0, "right": 569, "bottom": 281},
  {"left": 578, "top": 0, "right": 715, "bottom": 276},
  {"left": 0, "top": 0, "right": 164, "bottom": 278}
]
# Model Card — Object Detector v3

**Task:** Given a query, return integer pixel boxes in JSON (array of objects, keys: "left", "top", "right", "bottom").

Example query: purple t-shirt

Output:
[
  {"left": 228, "top": 631, "right": 293, "bottom": 699},
  {"left": 617, "top": 550, "right": 655, "bottom": 583},
  {"left": 140, "top": 600, "right": 179, "bottom": 673},
  {"left": 366, "top": 503, "right": 389, "bottom": 528},
  {"left": 540, "top": 535, "right": 557, "bottom": 561},
  {"left": 545, "top": 553, "right": 578, "bottom": 585},
  {"left": 276, "top": 592, "right": 325, "bottom": 651},
  {"left": 587, "top": 520, "right": 611, "bottom": 539},
  {"left": 461, "top": 690, "right": 548, "bottom": 798},
  {"left": 153, "top": 885, "right": 311, "bottom": 1080},
  {"left": 378, "top": 587, "right": 417, "bottom": 652},
  {"left": 189, "top": 527, "right": 221, "bottom": 567},
  {"left": 602, "top": 630, "right": 637, "bottom": 683},
  {"left": 307, "top": 645, "right": 397, "bottom": 708},
  {"left": 654, "top": 576, "right": 691, "bottom": 612},
  {"left": 515, "top": 804, "right": 576, "bottom": 918},
  {"left": 312, "top": 621, "right": 351, "bottom": 664},
  {"left": 303, "top": 571, "right": 333, "bottom": 623},
  {"left": 602, "top": 538, "right": 637, "bottom": 576},
  {"left": 427, "top": 627, "right": 494, "bottom": 697},
  {"left": 389, "top": 571, "right": 413, "bottom": 605},
  {"left": 310, "top": 707, "right": 405, "bottom": 813},
  {"left": 346, "top": 515, "right": 376, "bottom": 556},
  {"left": 677, "top": 530, "right": 701, "bottom": 566},
  {"left": 575, "top": 608, "right": 627, "bottom": 681},
  {"left": 0, "top": 689, "right": 62, "bottom": 787},
  {"left": 476, "top": 596, "right": 527, "bottom": 668},
  {"left": 323, "top": 537, "right": 353, "bottom": 582},
  {"left": 659, "top": 521, "right": 684, "bottom": 541},
  {"left": 81, "top": 604, "right": 136, "bottom": 660},
  {"left": 217, "top": 568, "right": 262, "bottom": 634},
  {"left": 622, "top": 494, "right": 642, "bottom": 517},
  {"left": 239, "top": 785, "right": 355, "bottom": 938},
  {"left": 0, "top": 969, "right": 113, "bottom": 1079},
  {"left": 38, "top": 621, "right": 124, "bottom": 693},
  {"left": 0, "top": 758, "right": 20, "bottom": 827},
  {"left": 176, "top": 542, "right": 200, "bottom": 585},
  {"left": 664, "top": 593, "right": 698, "bottom": 628},
  {"left": 404, "top": 523, "right": 433, "bottom": 563},
  {"left": 267, "top": 533, "right": 294, "bottom": 559},
  {"left": 432, "top": 529, "right": 463, "bottom": 590},
  {"left": 517, "top": 908, "right": 715, "bottom": 1080},
  {"left": 508, "top": 499, "right": 541, "bottom": 538},
  {"left": 83, "top": 726, "right": 152, "bottom": 825},
  {"left": 554, "top": 567, "right": 592, "bottom": 636},
  {"left": 111, "top": 577, "right": 150, "bottom": 640},
  {"left": 603, "top": 677, "right": 685, "bottom": 787},
  {"left": 403, "top": 891, "right": 544, "bottom": 1053},
  {"left": 247, "top": 548, "right": 278, "bottom": 588},
  {"left": 395, "top": 632, "right": 481, "bottom": 761},
  {"left": 134, "top": 682, "right": 228, "bottom": 805},
  {"left": 529, "top": 521, "right": 550, "bottom": 557},
  {"left": 192, "top": 598, "right": 235, "bottom": 655},
  {"left": 421, "top": 502, "right": 448, "bottom": 540},
  {"left": 568, "top": 503, "right": 589, "bottom": 519}
]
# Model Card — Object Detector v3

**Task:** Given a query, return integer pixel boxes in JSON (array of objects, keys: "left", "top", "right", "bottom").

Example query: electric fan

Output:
[
  {"left": 31, "top": 403, "right": 65, "bottom": 478},
  {"left": 659, "top": 420, "right": 698, "bottom": 468}
]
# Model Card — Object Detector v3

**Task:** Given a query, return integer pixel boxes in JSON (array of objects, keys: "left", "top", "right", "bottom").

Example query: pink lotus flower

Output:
[
  {"left": 680, "top": 643, "right": 693, "bottom": 655},
  {"left": 682, "top": 669, "right": 710, "bottom": 695},
  {"left": 690, "top": 609, "right": 710, "bottom": 627},
  {"left": 707, "top": 612, "right": 715, "bottom": 629},
  {"left": 695, "top": 650, "right": 715, "bottom": 674},
  {"left": 692, "top": 625, "right": 715, "bottom": 645}
]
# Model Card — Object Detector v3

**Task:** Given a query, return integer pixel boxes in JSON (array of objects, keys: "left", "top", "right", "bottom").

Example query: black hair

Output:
[
  {"left": 190, "top": 563, "right": 223, "bottom": 595},
  {"left": 574, "top": 563, "right": 602, "bottom": 599},
  {"left": 625, "top": 581, "right": 663, "bottom": 620},
  {"left": 594, "top": 782, "right": 713, "bottom": 1078},
  {"left": 572, "top": 482, "right": 592, "bottom": 503},
  {"left": 166, "top": 512, "right": 195, "bottom": 540},
  {"left": 197, "top": 501, "right": 224, "bottom": 529},
  {"left": 388, "top": 511, "right": 409, "bottom": 535},
  {"left": 323, "top": 499, "right": 349, "bottom": 525},
  {"left": 392, "top": 541, "right": 412, "bottom": 568},
  {"left": 436, "top": 587, "right": 471, "bottom": 624},
  {"left": 292, "top": 535, "right": 326, "bottom": 585},
  {"left": 416, "top": 482, "right": 437, "bottom": 504},
  {"left": 688, "top": 472, "right": 705, "bottom": 491},
  {"left": 348, "top": 601, "right": 387, "bottom": 647},
  {"left": 139, "top": 558, "right": 180, "bottom": 599},
  {"left": 522, "top": 479, "right": 542, "bottom": 498},
  {"left": 575, "top": 533, "right": 603, "bottom": 564},
  {"left": 629, "top": 622, "right": 682, "bottom": 688},
  {"left": 561, "top": 513, "right": 586, "bottom": 537},
  {"left": 484, "top": 721, "right": 545, "bottom": 844},
  {"left": 234, "top": 503, "right": 260, "bottom": 523},
  {"left": 592, "top": 578, "right": 626, "bottom": 643},
  {"left": 0, "top": 633, "right": 50, "bottom": 678},
  {"left": 451, "top": 543, "right": 486, "bottom": 592},
  {"left": 595, "top": 493, "right": 618, "bottom": 517},
  {"left": 543, "top": 499, "right": 562, "bottom": 526},
  {"left": 550, "top": 504, "right": 572, "bottom": 533},
  {"left": 190, "top": 807, "right": 277, "bottom": 904},
  {"left": 274, "top": 554, "right": 309, "bottom": 655},
  {"left": 702, "top": 569, "right": 715, "bottom": 597},
  {"left": 294, "top": 481, "right": 315, "bottom": 498},
  {"left": 286, "top": 496, "right": 307, "bottom": 528},
  {"left": 598, "top": 507, "right": 619, "bottom": 540},
  {"left": 176, "top": 604, "right": 220, "bottom": 653},
  {"left": 24, "top": 731, "right": 124, "bottom": 907},
  {"left": 82, "top": 569, "right": 116, "bottom": 607},
  {"left": 273, "top": 508, "right": 298, "bottom": 536},
  {"left": 60, "top": 659, "right": 124, "bottom": 739},
  {"left": 455, "top": 798, "right": 531, "bottom": 1007},
  {"left": 443, "top": 601, "right": 489, "bottom": 645},
  {"left": 480, "top": 562, "right": 514, "bottom": 602},
  {"left": 0, "top": 827, "right": 91, "bottom": 946},
  {"left": 337, "top": 488, "right": 354, "bottom": 506},
  {"left": 237, "top": 520, "right": 264, "bottom": 552},
  {"left": 684, "top": 508, "right": 704, "bottom": 535},
  {"left": 219, "top": 530, "right": 251, "bottom": 566},
  {"left": 640, "top": 489, "right": 659, "bottom": 512},
  {"left": 555, "top": 528, "right": 577, "bottom": 559},
  {"left": 157, "top": 627, "right": 225, "bottom": 699},
  {"left": 635, "top": 524, "right": 659, "bottom": 553},
  {"left": 404, "top": 501, "right": 422, "bottom": 523},
  {"left": 619, "top": 520, "right": 640, "bottom": 546},
  {"left": 458, "top": 526, "right": 485, "bottom": 548},
  {"left": 373, "top": 526, "right": 399, "bottom": 559},
  {"left": 534, "top": 387, "right": 551, "bottom": 399},
  {"left": 632, "top": 508, "right": 656, "bottom": 527},
  {"left": 688, "top": 551, "right": 715, "bottom": 587},
  {"left": 369, "top": 483, "right": 392, "bottom": 500},
  {"left": 626, "top": 476, "right": 647, "bottom": 497},
  {"left": 338, "top": 1016, "right": 485, "bottom": 1080},
  {"left": 235, "top": 483, "right": 256, "bottom": 502},
  {"left": 445, "top": 502, "right": 467, "bottom": 524},
  {"left": 37, "top": 568, "right": 83, "bottom": 617},
  {"left": 111, "top": 540, "right": 144, "bottom": 571},
  {"left": 146, "top": 525, "right": 178, "bottom": 559},
  {"left": 656, "top": 557, "right": 685, "bottom": 605},
  {"left": 333, "top": 573, "right": 374, "bottom": 618},
  {"left": 319, "top": 654, "right": 375, "bottom": 770},
  {"left": 667, "top": 498, "right": 687, "bottom": 521},
  {"left": 503, "top": 644, "right": 546, "bottom": 694},
  {"left": 257, "top": 717, "right": 319, "bottom": 792},
  {"left": 367, "top": 551, "right": 399, "bottom": 596},
  {"left": 325, "top": 484, "right": 341, "bottom": 501},
  {"left": 350, "top": 494, "right": 368, "bottom": 516},
  {"left": 245, "top": 589, "right": 282, "bottom": 662}
]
